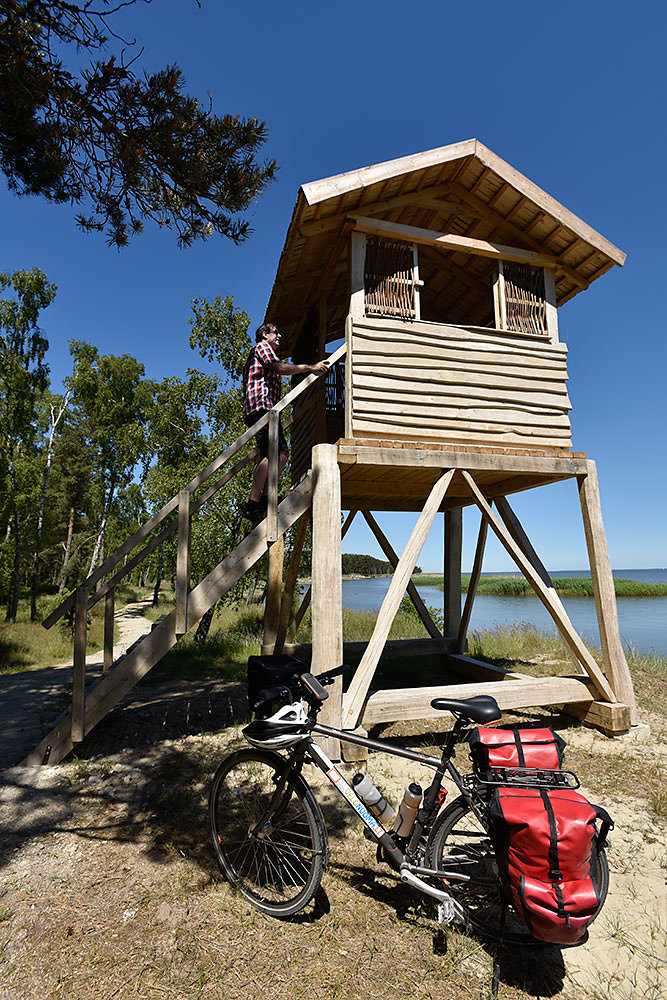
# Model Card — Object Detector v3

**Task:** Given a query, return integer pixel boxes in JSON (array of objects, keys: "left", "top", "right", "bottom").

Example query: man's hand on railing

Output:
[{"left": 272, "top": 358, "right": 330, "bottom": 377}]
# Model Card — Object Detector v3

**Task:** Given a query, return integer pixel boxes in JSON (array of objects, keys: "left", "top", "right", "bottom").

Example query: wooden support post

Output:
[
  {"left": 362, "top": 510, "right": 441, "bottom": 639},
  {"left": 461, "top": 471, "right": 616, "bottom": 703},
  {"left": 343, "top": 469, "right": 455, "bottom": 730},
  {"left": 543, "top": 267, "right": 559, "bottom": 343},
  {"left": 72, "top": 584, "right": 88, "bottom": 743},
  {"left": 175, "top": 490, "right": 191, "bottom": 636},
  {"left": 578, "top": 462, "right": 638, "bottom": 725},
  {"left": 274, "top": 512, "right": 310, "bottom": 655},
  {"left": 267, "top": 410, "right": 279, "bottom": 542},
  {"left": 493, "top": 260, "right": 507, "bottom": 330},
  {"left": 315, "top": 297, "right": 328, "bottom": 443},
  {"left": 344, "top": 314, "right": 353, "bottom": 439},
  {"left": 103, "top": 589, "right": 115, "bottom": 673},
  {"left": 412, "top": 244, "right": 421, "bottom": 321},
  {"left": 349, "top": 231, "right": 366, "bottom": 321},
  {"left": 311, "top": 444, "right": 343, "bottom": 758},
  {"left": 262, "top": 535, "right": 284, "bottom": 654},
  {"left": 444, "top": 508, "right": 462, "bottom": 638},
  {"left": 457, "top": 517, "right": 488, "bottom": 653}
]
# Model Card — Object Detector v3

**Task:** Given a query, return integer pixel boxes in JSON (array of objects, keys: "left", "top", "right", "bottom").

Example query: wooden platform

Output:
[{"left": 337, "top": 440, "right": 588, "bottom": 511}]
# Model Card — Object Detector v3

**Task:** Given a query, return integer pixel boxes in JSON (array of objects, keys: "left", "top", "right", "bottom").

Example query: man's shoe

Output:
[{"left": 241, "top": 500, "right": 264, "bottom": 527}]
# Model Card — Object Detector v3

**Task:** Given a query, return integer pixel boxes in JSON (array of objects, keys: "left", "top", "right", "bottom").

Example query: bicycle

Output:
[{"left": 208, "top": 666, "right": 611, "bottom": 948}]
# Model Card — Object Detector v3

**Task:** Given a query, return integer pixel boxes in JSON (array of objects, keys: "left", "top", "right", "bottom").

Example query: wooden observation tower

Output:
[
  {"left": 30, "top": 139, "right": 637, "bottom": 767},
  {"left": 261, "top": 139, "right": 637, "bottom": 747}
]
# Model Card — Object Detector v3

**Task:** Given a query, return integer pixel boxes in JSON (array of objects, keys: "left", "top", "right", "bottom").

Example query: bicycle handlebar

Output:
[{"left": 254, "top": 665, "right": 352, "bottom": 716}]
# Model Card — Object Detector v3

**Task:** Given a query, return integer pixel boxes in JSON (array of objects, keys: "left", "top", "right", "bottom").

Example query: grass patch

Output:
[
  {"left": 296, "top": 597, "right": 440, "bottom": 645},
  {"left": 467, "top": 621, "right": 574, "bottom": 676},
  {"left": 0, "top": 583, "right": 155, "bottom": 674},
  {"left": 155, "top": 604, "right": 264, "bottom": 682},
  {"left": 412, "top": 573, "right": 667, "bottom": 598}
]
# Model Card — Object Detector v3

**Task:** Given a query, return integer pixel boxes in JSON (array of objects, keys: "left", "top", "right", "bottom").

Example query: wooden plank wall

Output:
[
  {"left": 351, "top": 317, "right": 572, "bottom": 451},
  {"left": 290, "top": 379, "right": 321, "bottom": 484}
]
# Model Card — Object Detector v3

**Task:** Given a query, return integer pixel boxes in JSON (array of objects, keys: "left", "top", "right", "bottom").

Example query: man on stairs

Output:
[{"left": 241, "top": 323, "right": 329, "bottom": 527}]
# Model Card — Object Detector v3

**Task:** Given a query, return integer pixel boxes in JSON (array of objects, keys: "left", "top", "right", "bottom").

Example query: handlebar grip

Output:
[
  {"left": 253, "top": 684, "right": 291, "bottom": 707},
  {"left": 315, "top": 664, "right": 353, "bottom": 686}
]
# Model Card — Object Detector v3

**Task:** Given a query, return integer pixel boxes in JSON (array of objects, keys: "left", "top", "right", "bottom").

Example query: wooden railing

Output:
[{"left": 42, "top": 343, "right": 346, "bottom": 742}]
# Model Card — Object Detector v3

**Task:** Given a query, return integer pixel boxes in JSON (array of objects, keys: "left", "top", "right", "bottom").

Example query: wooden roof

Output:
[{"left": 265, "top": 140, "right": 625, "bottom": 355}]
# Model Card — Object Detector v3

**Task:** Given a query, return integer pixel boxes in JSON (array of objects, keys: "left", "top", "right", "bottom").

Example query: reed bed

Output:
[{"left": 412, "top": 574, "right": 667, "bottom": 598}]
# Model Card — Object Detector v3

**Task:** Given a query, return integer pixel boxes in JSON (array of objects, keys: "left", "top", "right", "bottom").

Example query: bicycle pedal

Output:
[{"left": 437, "top": 898, "right": 456, "bottom": 925}]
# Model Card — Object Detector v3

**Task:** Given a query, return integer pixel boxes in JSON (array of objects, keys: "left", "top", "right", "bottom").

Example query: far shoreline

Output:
[{"left": 298, "top": 574, "right": 667, "bottom": 598}]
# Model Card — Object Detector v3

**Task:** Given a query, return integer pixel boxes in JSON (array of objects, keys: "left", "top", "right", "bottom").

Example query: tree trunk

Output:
[
  {"left": 6, "top": 509, "right": 21, "bottom": 624},
  {"left": 58, "top": 506, "right": 75, "bottom": 595},
  {"left": 245, "top": 566, "right": 260, "bottom": 606},
  {"left": 194, "top": 602, "right": 217, "bottom": 646},
  {"left": 31, "top": 394, "right": 69, "bottom": 621},
  {"left": 89, "top": 479, "right": 114, "bottom": 578},
  {"left": 6, "top": 454, "right": 21, "bottom": 624},
  {"left": 152, "top": 543, "right": 163, "bottom": 606}
]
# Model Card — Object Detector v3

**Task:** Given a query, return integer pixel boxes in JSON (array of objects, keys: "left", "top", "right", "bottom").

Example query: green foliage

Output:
[
  {"left": 341, "top": 553, "right": 391, "bottom": 576},
  {"left": 0, "top": 1, "right": 276, "bottom": 247},
  {"left": 0, "top": 268, "right": 56, "bottom": 470},
  {"left": 189, "top": 295, "right": 252, "bottom": 381},
  {"left": 157, "top": 604, "right": 264, "bottom": 681},
  {"left": 397, "top": 594, "right": 444, "bottom": 632},
  {"left": 0, "top": 268, "right": 57, "bottom": 618}
]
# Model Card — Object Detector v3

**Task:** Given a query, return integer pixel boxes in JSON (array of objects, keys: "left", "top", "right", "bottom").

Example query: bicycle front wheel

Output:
[{"left": 209, "top": 748, "right": 328, "bottom": 918}]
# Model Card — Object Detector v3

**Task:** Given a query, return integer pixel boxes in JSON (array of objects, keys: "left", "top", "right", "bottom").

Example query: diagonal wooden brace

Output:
[
  {"left": 461, "top": 471, "right": 616, "bottom": 702},
  {"left": 342, "top": 469, "right": 455, "bottom": 729}
]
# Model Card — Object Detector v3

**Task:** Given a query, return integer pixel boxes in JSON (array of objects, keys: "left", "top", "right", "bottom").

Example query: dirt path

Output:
[{"left": 0, "top": 600, "right": 154, "bottom": 770}]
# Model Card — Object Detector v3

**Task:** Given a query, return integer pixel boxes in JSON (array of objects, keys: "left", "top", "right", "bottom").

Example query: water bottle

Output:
[
  {"left": 352, "top": 773, "right": 395, "bottom": 826},
  {"left": 393, "top": 782, "right": 423, "bottom": 838}
]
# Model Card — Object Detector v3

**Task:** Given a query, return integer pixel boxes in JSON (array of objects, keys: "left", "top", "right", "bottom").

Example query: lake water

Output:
[{"left": 334, "top": 569, "right": 667, "bottom": 656}]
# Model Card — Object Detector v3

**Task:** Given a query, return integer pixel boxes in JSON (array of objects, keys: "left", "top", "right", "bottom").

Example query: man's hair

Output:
[{"left": 255, "top": 323, "right": 278, "bottom": 343}]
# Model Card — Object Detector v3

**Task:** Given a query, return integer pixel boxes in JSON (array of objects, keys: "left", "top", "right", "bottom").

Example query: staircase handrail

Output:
[{"left": 43, "top": 342, "right": 346, "bottom": 629}]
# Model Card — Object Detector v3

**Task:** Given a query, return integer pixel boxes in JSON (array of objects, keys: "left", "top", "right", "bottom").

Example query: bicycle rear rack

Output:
[{"left": 473, "top": 766, "right": 580, "bottom": 790}]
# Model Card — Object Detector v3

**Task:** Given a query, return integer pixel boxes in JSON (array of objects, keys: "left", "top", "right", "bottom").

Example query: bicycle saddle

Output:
[{"left": 430, "top": 695, "right": 501, "bottom": 724}]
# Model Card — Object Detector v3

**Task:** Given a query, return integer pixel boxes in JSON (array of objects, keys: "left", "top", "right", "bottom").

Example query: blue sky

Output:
[{"left": 2, "top": 0, "right": 666, "bottom": 572}]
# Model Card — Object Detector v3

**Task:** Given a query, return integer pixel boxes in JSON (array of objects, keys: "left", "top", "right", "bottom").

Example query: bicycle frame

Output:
[{"left": 266, "top": 716, "right": 483, "bottom": 920}]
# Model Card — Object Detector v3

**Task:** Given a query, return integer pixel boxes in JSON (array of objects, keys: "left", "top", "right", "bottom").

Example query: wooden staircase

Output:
[{"left": 24, "top": 353, "right": 345, "bottom": 767}]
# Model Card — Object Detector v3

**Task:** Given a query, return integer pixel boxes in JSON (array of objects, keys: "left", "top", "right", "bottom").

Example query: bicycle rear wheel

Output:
[
  {"left": 209, "top": 748, "right": 328, "bottom": 918},
  {"left": 426, "top": 796, "right": 609, "bottom": 946}
]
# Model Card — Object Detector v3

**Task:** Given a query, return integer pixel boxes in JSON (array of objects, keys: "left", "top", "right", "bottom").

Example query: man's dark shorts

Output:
[{"left": 244, "top": 409, "right": 289, "bottom": 459}]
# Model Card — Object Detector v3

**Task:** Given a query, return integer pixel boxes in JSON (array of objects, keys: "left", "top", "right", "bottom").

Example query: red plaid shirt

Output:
[{"left": 243, "top": 341, "right": 281, "bottom": 418}]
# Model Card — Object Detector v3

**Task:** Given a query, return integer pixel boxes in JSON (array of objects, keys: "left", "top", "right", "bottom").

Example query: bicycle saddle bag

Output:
[
  {"left": 468, "top": 726, "right": 566, "bottom": 773},
  {"left": 488, "top": 786, "right": 607, "bottom": 945},
  {"left": 247, "top": 654, "right": 305, "bottom": 717}
]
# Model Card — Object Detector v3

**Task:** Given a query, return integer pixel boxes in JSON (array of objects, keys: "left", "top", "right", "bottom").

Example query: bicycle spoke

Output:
[{"left": 210, "top": 750, "right": 326, "bottom": 915}]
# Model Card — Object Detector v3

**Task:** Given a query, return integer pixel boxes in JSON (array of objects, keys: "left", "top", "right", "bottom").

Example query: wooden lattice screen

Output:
[
  {"left": 503, "top": 262, "right": 548, "bottom": 336},
  {"left": 324, "top": 359, "right": 345, "bottom": 413},
  {"left": 364, "top": 238, "right": 416, "bottom": 319}
]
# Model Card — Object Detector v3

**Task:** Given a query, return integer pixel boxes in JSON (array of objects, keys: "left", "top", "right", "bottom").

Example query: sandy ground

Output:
[
  {"left": 0, "top": 637, "right": 665, "bottom": 1000},
  {"left": 361, "top": 722, "right": 667, "bottom": 1000}
]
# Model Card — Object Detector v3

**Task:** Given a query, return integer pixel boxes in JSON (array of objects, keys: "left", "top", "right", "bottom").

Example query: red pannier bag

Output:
[
  {"left": 488, "top": 786, "right": 607, "bottom": 944},
  {"left": 468, "top": 726, "right": 566, "bottom": 772}
]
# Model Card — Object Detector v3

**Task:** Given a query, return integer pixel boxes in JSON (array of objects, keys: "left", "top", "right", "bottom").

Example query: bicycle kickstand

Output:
[{"left": 488, "top": 900, "right": 508, "bottom": 1000}]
